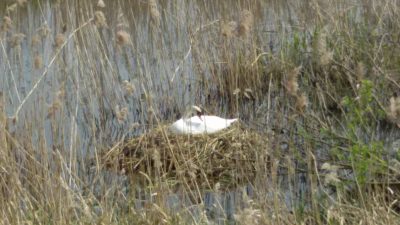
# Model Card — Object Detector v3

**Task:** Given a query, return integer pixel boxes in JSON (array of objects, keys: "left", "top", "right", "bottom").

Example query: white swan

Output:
[{"left": 169, "top": 106, "right": 238, "bottom": 134}]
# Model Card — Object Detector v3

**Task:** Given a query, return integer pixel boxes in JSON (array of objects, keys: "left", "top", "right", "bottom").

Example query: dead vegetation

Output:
[
  {"left": 1, "top": 0, "right": 400, "bottom": 224},
  {"left": 102, "top": 123, "right": 268, "bottom": 190}
]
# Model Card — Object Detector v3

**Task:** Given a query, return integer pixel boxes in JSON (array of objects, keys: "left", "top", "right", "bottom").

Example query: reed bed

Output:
[
  {"left": 0, "top": 0, "right": 400, "bottom": 224},
  {"left": 102, "top": 123, "right": 268, "bottom": 190}
]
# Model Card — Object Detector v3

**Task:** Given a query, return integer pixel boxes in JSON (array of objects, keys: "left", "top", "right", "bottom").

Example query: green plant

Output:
[{"left": 339, "top": 79, "right": 387, "bottom": 186}]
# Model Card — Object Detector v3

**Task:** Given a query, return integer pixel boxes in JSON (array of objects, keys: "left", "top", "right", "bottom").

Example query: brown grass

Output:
[
  {"left": 102, "top": 123, "right": 267, "bottom": 190},
  {"left": 1, "top": 0, "right": 400, "bottom": 224}
]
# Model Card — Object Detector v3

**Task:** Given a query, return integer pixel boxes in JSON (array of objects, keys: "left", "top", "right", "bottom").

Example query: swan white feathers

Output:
[
  {"left": 169, "top": 106, "right": 238, "bottom": 134},
  {"left": 170, "top": 116, "right": 238, "bottom": 134}
]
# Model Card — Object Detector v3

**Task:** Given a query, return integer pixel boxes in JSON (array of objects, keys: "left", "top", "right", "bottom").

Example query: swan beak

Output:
[
  {"left": 192, "top": 105, "right": 203, "bottom": 121},
  {"left": 192, "top": 105, "right": 202, "bottom": 113}
]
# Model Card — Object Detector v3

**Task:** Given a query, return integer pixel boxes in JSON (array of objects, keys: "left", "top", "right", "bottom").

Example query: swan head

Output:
[
  {"left": 179, "top": 105, "right": 204, "bottom": 120},
  {"left": 170, "top": 105, "right": 239, "bottom": 134},
  {"left": 191, "top": 105, "right": 203, "bottom": 120}
]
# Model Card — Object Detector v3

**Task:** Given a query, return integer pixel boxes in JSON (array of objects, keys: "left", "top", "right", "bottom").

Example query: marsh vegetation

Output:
[{"left": 1, "top": 0, "right": 400, "bottom": 224}]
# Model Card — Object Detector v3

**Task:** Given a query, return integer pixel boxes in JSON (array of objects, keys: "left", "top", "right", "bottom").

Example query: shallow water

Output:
[
  {"left": 1, "top": 0, "right": 283, "bottom": 158},
  {"left": 1, "top": 0, "right": 399, "bottom": 223}
]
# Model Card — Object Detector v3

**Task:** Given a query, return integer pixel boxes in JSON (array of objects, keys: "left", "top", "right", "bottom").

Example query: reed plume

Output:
[
  {"left": 220, "top": 9, "right": 253, "bottom": 39},
  {"left": 17, "top": 0, "right": 28, "bottom": 6},
  {"left": 39, "top": 24, "right": 51, "bottom": 38},
  {"left": 116, "top": 30, "right": 130, "bottom": 46},
  {"left": 148, "top": 0, "right": 157, "bottom": 8},
  {"left": 54, "top": 33, "right": 65, "bottom": 48},
  {"left": 97, "top": 0, "right": 105, "bottom": 8},
  {"left": 6, "top": 3, "right": 18, "bottom": 13},
  {"left": 116, "top": 106, "right": 129, "bottom": 124},
  {"left": 320, "top": 49, "right": 333, "bottom": 66},
  {"left": 313, "top": 30, "right": 333, "bottom": 66},
  {"left": 355, "top": 61, "right": 366, "bottom": 82},
  {"left": 10, "top": 33, "right": 25, "bottom": 49},
  {"left": 220, "top": 21, "right": 238, "bottom": 38},
  {"left": 388, "top": 96, "right": 400, "bottom": 127},
  {"left": 296, "top": 93, "right": 308, "bottom": 113},
  {"left": 47, "top": 87, "right": 65, "bottom": 118},
  {"left": 149, "top": 0, "right": 161, "bottom": 28},
  {"left": 238, "top": 10, "right": 253, "bottom": 37},
  {"left": 34, "top": 53, "right": 43, "bottom": 69},
  {"left": 31, "top": 34, "right": 40, "bottom": 47},
  {"left": 234, "top": 208, "right": 262, "bottom": 224},
  {"left": 94, "top": 11, "right": 107, "bottom": 28},
  {"left": 122, "top": 80, "right": 135, "bottom": 96},
  {"left": 321, "top": 163, "right": 340, "bottom": 185},
  {"left": 285, "top": 66, "right": 301, "bottom": 96},
  {"left": 1, "top": 16, "right": 12, "bottom": 33}
]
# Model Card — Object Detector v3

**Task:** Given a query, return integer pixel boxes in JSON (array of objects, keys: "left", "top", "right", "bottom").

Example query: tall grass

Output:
[{"left": 0, "top": 0, "right": 399, "bottom": 224}]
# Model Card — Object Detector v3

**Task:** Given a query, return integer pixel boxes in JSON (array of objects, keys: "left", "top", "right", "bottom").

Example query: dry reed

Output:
[
  {"left": 10, "top": 33, "right": 25, "bottom": 48},
  {"left": 33, "top": 53, "right": 43, "bottom": 69},
  {"left": 313, "top": 30, "right": 334, "bottom": 66},
  {"left": 102, "top": 123, "right": 268, "bottom": 190},
  {"left": 1, "top": 16, "right": 12, "bottom": 33},
  {"left": 122, "top": 80, "right": 135, "bottom": 96},
  {"left": 238, "top": 10, "right": 253, "bottom": 37},
  {"left": 16, "top": 0, "right": 28, "bottom": 6},
  {"left": 296, "top": 92, "right": 308, "bottom": 113},
  {"left": 39, "top": 24, "right": 51, "bottom": 38},
  {"left": 116, "top": 30, "right": 130, "bottom": 46},
  {"left": 149, "top": 0, "right": 161, "bottom": 28},
  {"left": 388, "top": 96, "right": 400, "bottom": 127},
  {"left": 220, "top": 21, "right": 238, "bottom": 38},
  {"left": 31, "top": 34, "right": 40, "bottom": 47},
  {"left": 1, "top": 0, "right": 400, "bottom": 224},
  {"left": 55, "top": 33, "right": 65, "bottom": 48},
  {"left": 116, "top": 106, "right": 129, "bottom": 124},
  {"left": 94, "top": 11, "right": 107, "bottom": 28},
  {"left": 97, "top": 0, "right": 105, "bottom": 8},
  {"left": 220, "top": 9, "right": 253, "bottom": 39},
  {"left": 6, "top": 3, "right": 18, "bottom": 13},
  {"left": 285, "top": 66, "right": 301, "bottom": 96}
]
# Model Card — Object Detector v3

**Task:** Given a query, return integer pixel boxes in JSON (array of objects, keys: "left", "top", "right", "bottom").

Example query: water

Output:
[{"left": 1, "top": 0, "right": 399, "bottom": 223}]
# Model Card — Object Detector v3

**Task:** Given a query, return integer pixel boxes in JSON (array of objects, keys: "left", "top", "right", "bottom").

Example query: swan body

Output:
[{"left": 170, "top": 115, "right": 238, "bottom": 134}]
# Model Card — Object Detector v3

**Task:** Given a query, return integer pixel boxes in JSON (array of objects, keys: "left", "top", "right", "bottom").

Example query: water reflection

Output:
[{"left": 3, "top": 0, "right": 397, "bottom": 223}]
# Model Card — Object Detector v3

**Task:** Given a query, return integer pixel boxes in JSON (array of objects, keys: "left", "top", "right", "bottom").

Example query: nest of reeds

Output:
[{"left": 102, "top": 123, "right": 268, "bottom": 189}]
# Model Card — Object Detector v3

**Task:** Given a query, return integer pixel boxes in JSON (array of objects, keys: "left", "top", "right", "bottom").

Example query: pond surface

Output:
[
  {"left": 1, "top": 0, "right": 397, "bottom": 223},
  {"left": 1, "top": 0, "right": 286, "bottom": 159}
]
